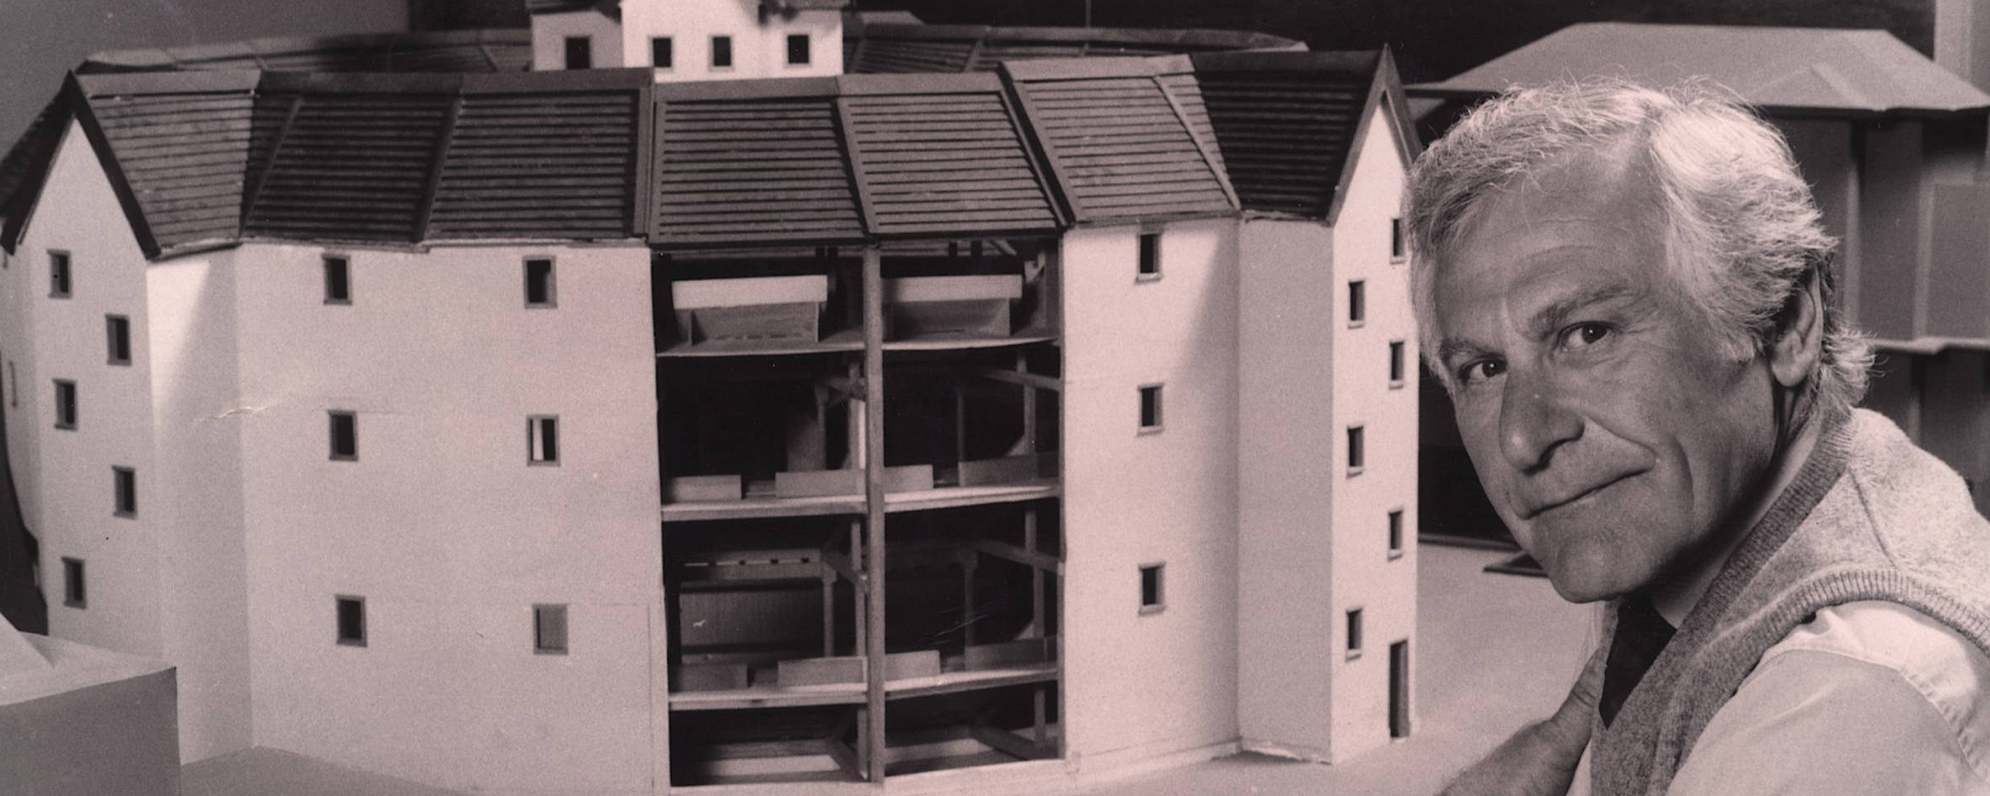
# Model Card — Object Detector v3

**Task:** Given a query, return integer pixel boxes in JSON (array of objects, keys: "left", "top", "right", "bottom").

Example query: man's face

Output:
[{"left": 1431, "top": 152, "right": 1778, "bottom": 604}]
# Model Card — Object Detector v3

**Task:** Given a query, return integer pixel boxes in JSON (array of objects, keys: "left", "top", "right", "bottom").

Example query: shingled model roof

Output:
[
  {"left": 3, "top": 51, "right": 1412, "bottom": 257},
  {"left": 650, "top": 74, "right": 1062, "bottom": 246},
  {"left": 1193, "top": 50, "right": 1416, "bottom": 221},
  {"left": 847, "top": 23, "right": 1304, "bottom": 74},
  {"left": 79, "top": 30, "right": 534, "bottom": 75},
  {"left": 1412, "top": 23, "right": 1990, "bottom": 117},
  {"left": 1006, "top": 57, "right": 1235, "bottom": 224}
]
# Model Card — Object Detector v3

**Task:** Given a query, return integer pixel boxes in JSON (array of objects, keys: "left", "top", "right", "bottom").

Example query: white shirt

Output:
[{"left": 1665, "top": 601, "right": 1990, "bottom": 794}]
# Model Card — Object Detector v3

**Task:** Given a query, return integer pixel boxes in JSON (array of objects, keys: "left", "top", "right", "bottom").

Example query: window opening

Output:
[
  {"left": 329, "top": 410, "right": 358, "bottom": 461},
  {"left": 336, "top": 596, "right": 366, "bottom": 646}
]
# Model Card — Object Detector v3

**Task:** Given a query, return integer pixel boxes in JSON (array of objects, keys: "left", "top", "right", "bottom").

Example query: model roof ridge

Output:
[
  {"left": 851, "top": 21, "right": 1303, "bottom": 51},
  {"left": 80, "top": 29, "right": 533, "bottom": 74}
]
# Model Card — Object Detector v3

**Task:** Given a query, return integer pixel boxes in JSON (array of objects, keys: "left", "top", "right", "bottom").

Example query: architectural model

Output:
[{"left": 0, "top": 4, "right": 1419, "bottom": 793}]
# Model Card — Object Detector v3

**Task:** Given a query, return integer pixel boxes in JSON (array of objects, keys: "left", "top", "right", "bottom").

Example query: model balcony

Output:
[{"left": 656, "top": 241, "right": 1057, "bottom": 359}]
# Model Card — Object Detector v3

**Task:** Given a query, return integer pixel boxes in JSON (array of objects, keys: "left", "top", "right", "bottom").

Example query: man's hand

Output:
[{"left": 1439, "top": 650, "right": 1604, "bottom": 796}]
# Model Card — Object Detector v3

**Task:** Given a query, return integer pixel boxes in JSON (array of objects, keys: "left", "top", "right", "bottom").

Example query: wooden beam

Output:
[
  {"left": 970, "top": 367, "right": 1061, "bottom": 392},
  {"left": 825, "top": 731, "right": 862, "bottom": 781},
  {"left": 861, "top": 244, "right": 888, "bottom": 783},
  {"left": 971, "top": 721, "right": 1048, "bottom": 761},
  {"left": 821, "top": 550, "right": 861, "bottom": 586},
  {"left": 821, "top": 375, "right": 866, "bottom": 401},
  {"left": 972, "top": 539, "right": 1062, "bottom": 574}
]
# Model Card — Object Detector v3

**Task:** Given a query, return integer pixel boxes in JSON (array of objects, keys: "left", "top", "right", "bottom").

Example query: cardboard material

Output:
[{"left": 667, "top": 474, "right": 744, "bottom": 503}]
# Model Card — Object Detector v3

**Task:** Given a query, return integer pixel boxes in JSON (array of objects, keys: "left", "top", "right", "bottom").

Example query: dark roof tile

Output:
[
  {"left": 429, "top": 90, "right": 640, "bottom": 240},
  {"left": 653, "top": 94, "right": 865, "bottom": 246},
  {"left": 74, "top": 72, "right": 262, "bottom": 251},
  {"left": 1008, "top": 59, "right": 1234, "bottom": 223},
  {"left": 842, "top": 79, "right": 1060, "bottom": 236},
  {"left": 1192, "top": 51, "right": 1389, "bottom": 219}
]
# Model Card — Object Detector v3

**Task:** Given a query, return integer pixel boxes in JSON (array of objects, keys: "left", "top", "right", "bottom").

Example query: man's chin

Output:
[{"left": 1534, "top": 549, "right": 1631, "bottom": 604}]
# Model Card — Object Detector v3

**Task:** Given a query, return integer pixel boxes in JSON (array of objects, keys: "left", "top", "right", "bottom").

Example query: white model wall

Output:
[
  {"left": 1234, "top": 219, "right": 1338, "bottom": 759},
  {"left": 1059, "top": 219, "right": 1242, "bottom": 770},
  {"left": 621, "top": 1, "right": 841, "bottom": 80},
  {"left": 230, "top": 242, "right": 666, "bottom": 796},
  {"left": 1327, "top": 100, "right": 1417, "bottom": 762},
  {"left": 13, "top": 121, "right": 164, "bottom": 660},
  {"left": 147, "top": 249, "right": 254, "bottom": 761},
  {"left": 532, "top": 10, "right": 627, "bottom": 71}
]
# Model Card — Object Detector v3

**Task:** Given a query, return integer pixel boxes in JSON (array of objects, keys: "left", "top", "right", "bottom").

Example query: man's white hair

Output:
[{"left": 1403, "top": 79, "right": 1872, "bottom": 421}]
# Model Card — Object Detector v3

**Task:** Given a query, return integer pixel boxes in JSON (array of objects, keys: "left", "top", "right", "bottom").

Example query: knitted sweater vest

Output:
[{"left": 1590, "top": 409, "right": 1990, "bottom": 796}]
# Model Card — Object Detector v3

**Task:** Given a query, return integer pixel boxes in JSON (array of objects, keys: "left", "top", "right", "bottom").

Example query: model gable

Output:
[{"left": 1192, "top": 49, "right": 1417, "bottom": 225}]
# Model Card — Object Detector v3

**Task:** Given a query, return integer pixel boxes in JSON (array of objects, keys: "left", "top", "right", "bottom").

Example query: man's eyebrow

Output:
[
  {"left": 1436, "top": 338, "right": 1492, "bottom": 366},
  {"left": 1527, "top": 282, "right": 1637, "bottom": 338}
]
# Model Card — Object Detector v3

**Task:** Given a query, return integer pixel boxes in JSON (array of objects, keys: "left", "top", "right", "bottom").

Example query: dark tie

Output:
[{"left": 1600, "top": 596, "right": 1677, "bottom": 727}]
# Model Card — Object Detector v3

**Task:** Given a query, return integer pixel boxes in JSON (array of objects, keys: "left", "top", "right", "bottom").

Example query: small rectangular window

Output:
[
  {"left": 336, "top": 595, "right": 366, "bottom": 647},
  {"left": 534, "top": 604, "right": 569, "bottom": 655},
  {"left": 529, "top": 415, "right": 559, "bottom": 465},
  {"left": 107, "top": 315, "right": 132, "bottom": 365},
  {"left": 1391, "top": 217, "right": 1406, "bottom": 261},
  {"left": 1138, "top": 384, "right": 1163, "bottom": 433},
  {"left": 1347, "top": 425, "right": 1365, "bottom": 474},
  {"left": 62, "top": 557, "right": 85, "bottom": 608},
  {"left": 49, "top": 250, "right": 71, "bottom": 298},
  {"left": 524, "top": 258, "right": 556, "bottom": 307},
  {"left": 1389, "top": 341, "right": 1405, "bottom": 386},
  {"left": 329, "top": 410, "right": 358, "bottom": 461},
  {"left": 1137, "top": 232, "right": 1161, "bottom": 280},
  {"left": 323, "top": 255, "right": 351, "bottom": 305},
  {"left": 1348, "top": 280, "right": 1366, "bottom": 326},
  {"left": 787, "top": 33, "right": 811, "bottom": 65},
  {"left": 711, "top": 35, "right": 733, "bottom": 68},
  {"left": 1347, "top": 607, "right": 1364, "bottom": 658},
  {"left": 651, "top": 36, "right": 673, "bottom": 69},
  {"left": 113, "top": 466, "right": 136, "bottom": 518},
  {"left": 564, "top": 36, "right": 592, "bottom": 70},
  {"left": 1388, "top": 509, "right": 1404, "bottom": 559},
  {"left": 1139, "top": 563, "right": 1164, "bottom": 614},
  {"left": 53, "top": 379, "right": 76, "bottom": 430}
]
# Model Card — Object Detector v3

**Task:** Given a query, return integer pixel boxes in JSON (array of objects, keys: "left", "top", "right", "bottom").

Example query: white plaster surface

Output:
[
  {"left": 621, "top": 0, "right": 842, "bottom": 80},
  {"left": 178, "top": 546, "right": 1594, "bottom": 796},
  {"left": 14, "top": 121, "right": 164, "bottom": 662},
  {"left": 1059, "top": 219, "right": 1243, "bottom": 768},
  {"left": 228, "top": 242, "right": 663, "bottom": 794},
  {"left": 1327, "top": 99, "right": 1418, "bottom": 762},
  {"left": 531, "top": 9, "right": 626, "bottom": 71}
]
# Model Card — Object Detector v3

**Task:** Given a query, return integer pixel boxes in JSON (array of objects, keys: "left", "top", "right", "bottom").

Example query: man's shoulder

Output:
[
  {"left": 1835, "top": 410, "right": 1988, "bottom": 544},
  {"left": 1750, "top": 602, "right": 1990, "bottom": 779},
  {"left": 1673, "top": 601, "right": 1990, "bottom": 794}
]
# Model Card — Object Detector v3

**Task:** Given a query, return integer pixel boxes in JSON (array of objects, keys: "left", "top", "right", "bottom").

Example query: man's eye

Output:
[
  {"left": 1459, "top": 359, "right": 1505, "bottom": 385},
  {"left": 1561, "top": 323, "right": 1611, "bottom": 349}
]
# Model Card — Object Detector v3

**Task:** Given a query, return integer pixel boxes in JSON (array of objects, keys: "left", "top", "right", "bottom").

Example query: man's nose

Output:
[{"left": 1498, "top": 369, "right": 1581, "bottom": 472}]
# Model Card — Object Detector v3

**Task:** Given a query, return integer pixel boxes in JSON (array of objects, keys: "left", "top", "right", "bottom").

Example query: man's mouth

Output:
[{"left": 1518, "top": 472, "right": 1640, "bottom": 520}]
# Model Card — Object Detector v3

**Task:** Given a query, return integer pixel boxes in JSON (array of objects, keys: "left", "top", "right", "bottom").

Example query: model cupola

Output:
[{"left": 528, "top": 0, "right": 847, "bottom": 80}]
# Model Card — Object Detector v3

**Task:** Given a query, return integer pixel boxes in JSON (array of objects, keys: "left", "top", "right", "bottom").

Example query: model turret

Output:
[{"left": 528, "top": 0, "right": 846, "bottom": 80}]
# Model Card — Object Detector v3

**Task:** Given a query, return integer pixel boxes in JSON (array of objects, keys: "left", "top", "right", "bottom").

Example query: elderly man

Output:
[{"left": 1405, "top": 81, "right": 1990, "bottom": 795}]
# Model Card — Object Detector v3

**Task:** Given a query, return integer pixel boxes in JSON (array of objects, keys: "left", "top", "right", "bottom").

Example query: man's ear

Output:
[{"left": 1768, "top": 272, "right": 1824, "bottom": 390}]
